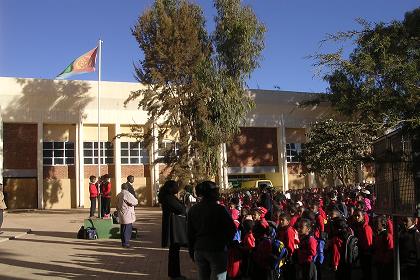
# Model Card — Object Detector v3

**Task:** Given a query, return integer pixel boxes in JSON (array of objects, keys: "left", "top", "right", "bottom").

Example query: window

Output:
[
  {"left": 286, "top": 143, "right": 304, "bottom": 163},
  {"left": 43, "top": 141, "right": 75, "bottom": 165},
  {"left": 158, "top": 140, "right": 180, "bottom": 159},
  {"left": 121, "top": 142, "right": 149, "bottom": 164},
  {"left": 83, "top": 141, "right": 114, "bottom": 164}
]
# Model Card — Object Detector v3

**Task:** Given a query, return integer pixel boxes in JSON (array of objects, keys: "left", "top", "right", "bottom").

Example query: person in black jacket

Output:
[
  {"left": 158, "top": 180, "right": 186, "bottom": 280},
  {"left": 122, "top": 175, "right": 136, "bottom": 198},
  {"left": 187, "top": 181, "right": 236, "bottom": 280}
]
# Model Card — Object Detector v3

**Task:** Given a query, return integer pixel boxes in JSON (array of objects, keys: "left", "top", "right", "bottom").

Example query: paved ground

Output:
[{"left": 0, "top": 208, "right": 197, "bottom": 280}]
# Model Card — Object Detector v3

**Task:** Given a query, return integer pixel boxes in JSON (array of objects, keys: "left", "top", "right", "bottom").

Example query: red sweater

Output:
[
  {"left": 89, "top": 183, "right": 98, "bottom": 198},
  {"left": 277, "top": 225, "right": 298, "bottom": 256},
  {"left": 243, "top": 232, "right": 255, "bottom": 250},
  {"left": 290, "top": 215, "right": 299, "bottom": 228},
  {"left": 373, "top": 230, "right": 394, "bottom": 264},
  {"left": 331, "top": 236, "right": 345, "bottom": 267},
  {"left": 313, "top": 213, "right": 325, "bottom": 239},
  {"left": 297, "top": 235, "right": 317, "bottom": 264},
  {"left": 100, "top": 182, "right": 112, "bottom": 198},
  {"left": 356, "top": 220, "right": 373, "bottom": 253}
]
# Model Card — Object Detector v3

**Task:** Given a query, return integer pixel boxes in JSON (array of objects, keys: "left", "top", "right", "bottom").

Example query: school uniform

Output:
[
  {"left": 88, "top": 182, "right": 98, "bottom": 217},
  {"left": 373, "top": 229, "right": 394, "bottom": 280},
  {"left": 355, "top": 219, "right": 373, "bottom": 280},
  {"left": 331, "top": 236, "right": 351, "bottom": 280},
  {"left": 296, "top": 234, "right": 317, "bottom": 280}
]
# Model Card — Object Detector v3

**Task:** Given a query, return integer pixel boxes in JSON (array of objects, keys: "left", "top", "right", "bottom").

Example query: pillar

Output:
[
  {"left": 150, "top": 123, "right": 160, "bottom": 206},
  {"left": 277, "top": 114, "right": 288, "bottom": 192},
  {"left": 0, "top": 107, "right": 3, "bottom": 185},
  {"left": 114, "top": 122, "right": 122, "bottom": 195},
  {"left": 37, "top": 122, "right": 44, "bottom": 209},
  {"left": 76, "top": 121, "right": 84, "bottom": 207}
]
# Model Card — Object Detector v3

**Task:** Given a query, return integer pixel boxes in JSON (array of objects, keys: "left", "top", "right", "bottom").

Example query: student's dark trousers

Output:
[
  {"left": 101, "top": 197, "right": 110, "bottom": 217},
  {"left": 89, "top": 197, "right": 96, "bottom": 217},
  {"left": 168, "top": 243, "right": 181, "bottom": 278},
  {"left": 120, "top": 223, "right": 132, "bottom": 246}
]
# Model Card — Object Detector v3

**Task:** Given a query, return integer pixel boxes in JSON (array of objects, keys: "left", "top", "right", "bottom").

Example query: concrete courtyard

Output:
[{"left": 0, "top": 208, "right": 197, "bottom": 280}]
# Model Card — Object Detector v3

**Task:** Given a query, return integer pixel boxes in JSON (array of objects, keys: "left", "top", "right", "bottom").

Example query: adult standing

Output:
[
  {"left": 100, "top": 174, "right": 112, "bottom": 218},
  {"left": 116, "top": 184, "right": 138, "bottom": 248},
  {"left": 0, "top": 183, "right": 7, "bottom": 233},
  {"left": 158, "top": 180, "right": 186, "bottom": 280},
  {"left": 187, "top": 181, "right": 236, "bottom": 280},
  {"left": 122, "top": 175, "right": 136, "bottom": 198}
]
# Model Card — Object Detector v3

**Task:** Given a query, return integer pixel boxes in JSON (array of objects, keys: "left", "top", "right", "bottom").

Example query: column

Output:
[
  {"left": 279, "top": 114, "right": 289, "bottom": 192},
  {"left": 114, "top": 122, "right": 121, "bottom": 195},
  {"left": 76, "top": 121, "right": 85, "bottom": 207},
  {"left": 222, "top": 143, "right": 228, "bottom": 189},
  {"left": 150, "top": 123, "right": 160, "bottom": 206},
  {"left": 218, "top": 144, "right": 225, "bottom": 189},
  {"left": 37, "top": 122, "right": 44, "bottom": 209}
]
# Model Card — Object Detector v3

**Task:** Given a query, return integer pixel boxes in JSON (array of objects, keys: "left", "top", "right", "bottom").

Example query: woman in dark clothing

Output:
[{"left": 158, "top": 180, "right": 186, "bottom": 280}]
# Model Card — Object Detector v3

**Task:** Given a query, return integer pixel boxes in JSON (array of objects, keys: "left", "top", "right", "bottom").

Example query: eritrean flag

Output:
[{"left": 56, "top": 47, "right": 98, "bottom": 79}]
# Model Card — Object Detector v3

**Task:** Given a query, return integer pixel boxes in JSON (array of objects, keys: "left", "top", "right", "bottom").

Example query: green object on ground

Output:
[{"left": 84, "top": 218, "right": 119, "bottom": 239}]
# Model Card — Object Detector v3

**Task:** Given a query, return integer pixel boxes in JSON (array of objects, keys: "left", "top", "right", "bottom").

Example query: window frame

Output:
[
  {"left": 120, "top": 141, "right": 149, "bottom": 165},
  {"left": 286, "top": 143, "right": 304, "bottom": 163},
  {"left": 83, "top": 141, "right": 114, "bottom": 165},
  {"left": 43, "top": 141, "right": 75, "bottom": 166}
]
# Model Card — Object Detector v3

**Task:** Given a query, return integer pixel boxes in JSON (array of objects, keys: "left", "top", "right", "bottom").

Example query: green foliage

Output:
[
  {"left": 300, "top": 119, "right": 374, "bottom": 186},
  {"left": 313, "top": 8, "right": 420, "bottom": 130},
  {"left": 127, "top": 0, "right": 265, "bottom": 186}
]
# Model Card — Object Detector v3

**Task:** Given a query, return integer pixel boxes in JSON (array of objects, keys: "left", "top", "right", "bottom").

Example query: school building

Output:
[{"left": 0, "top": 76, "right": 354, "bottom": 209}]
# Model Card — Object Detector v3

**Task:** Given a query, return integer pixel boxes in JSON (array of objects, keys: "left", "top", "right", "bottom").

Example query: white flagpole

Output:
[{"left": 97, "top": 39, "right": 102, "bottom": 218}]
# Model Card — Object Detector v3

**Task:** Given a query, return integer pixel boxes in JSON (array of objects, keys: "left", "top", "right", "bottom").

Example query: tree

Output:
[
  {"left": 126, "top": 0, "right": 265, "bottom": 186},
  {"left": 300, "top": 119, "right": 373, "bottom": 187},
  {"left": 312, "top": 8, "right": 419, "bottom": 130}
]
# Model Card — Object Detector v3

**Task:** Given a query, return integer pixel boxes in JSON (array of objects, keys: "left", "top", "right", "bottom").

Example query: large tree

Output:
[
  {"left": 313, "top": 8, "right": 420, "bottom": 130},
  {"left": 126, "top": 0, "right": 265, "bottom": 185},
  {"left": 300, "top": 119, "right": 373, "bottom": 187}
]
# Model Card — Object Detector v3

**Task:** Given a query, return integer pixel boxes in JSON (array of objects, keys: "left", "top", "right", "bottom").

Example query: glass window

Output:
[
  {"left": 43, "top": 141, "right": 75, "bottom": 166},
  {"left": 286, "top": 143, "right": 304, "bottom": 163},
  {"left": 83, "top": 141, "right": 114, "bottom": 165},
  {"left": 120, "top": 141, "right": 149, "bottom": 165}
]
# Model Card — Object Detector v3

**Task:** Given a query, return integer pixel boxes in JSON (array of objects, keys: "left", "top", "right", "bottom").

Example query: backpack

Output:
[
  {"left": 77, "top": 226, "right": 85, "bottom": 239},
  {"left": 272, "top": 238, "right": 288, "bottom": 275},
  {"left": 85, "top": 227, "right": 98, "bottom": 240},
  {"left": 345, "top": 234, "right": 359, "bottom": 265}
]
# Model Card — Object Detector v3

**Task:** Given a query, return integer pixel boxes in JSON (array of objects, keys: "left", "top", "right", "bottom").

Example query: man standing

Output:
[
  {"left": 188, "top": 181, "right": 236, "bottom": 280},
  {"left": 0, "top": 183, "right": 7, "bottom": 233},
  {"left": 122, "top": 175, "right": 136, "bottom": 198}
]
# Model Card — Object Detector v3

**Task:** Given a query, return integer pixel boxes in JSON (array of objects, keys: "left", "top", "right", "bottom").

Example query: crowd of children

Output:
[{"left": 185, "top": 184, "right": 420, "bottom": 280}]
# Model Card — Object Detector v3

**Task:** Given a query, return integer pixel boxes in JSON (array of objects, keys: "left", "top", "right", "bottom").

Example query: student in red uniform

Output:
[
  {"left": 289, "top": 206, "right": 300, "bottom": 228},
  {"left": 296, "top": 218, "right": 317, "bottom": 280},
  {"left": 278, "top": 212, "right": 299, "bottom": 280},
  {"left": 354, "top": 209, "right": 373, "bottom": 280},
  {"left": 373, "top": 215, "right": 394, "bottom": 280},
  {"left": 330, "top": 218, "right": 352, "bottom": 280},
  {"left": 309, "top": 201, "right": 325, "bottom": 280},
  {"left": 88, "top": 175, "right": 98, "bottom": 217},
  {"left": 100, "top": 174, "right": 112, "bottom": 218}
]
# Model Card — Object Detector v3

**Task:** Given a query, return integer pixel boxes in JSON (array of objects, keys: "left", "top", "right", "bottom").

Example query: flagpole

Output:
[{"left": 97, "top": 39, "right": 102, "bottom": 218}]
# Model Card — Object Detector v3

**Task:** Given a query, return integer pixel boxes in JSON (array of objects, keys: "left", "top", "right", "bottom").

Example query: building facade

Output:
[{"left": 0, "top": 77, "right": 340, "bottom": 209}]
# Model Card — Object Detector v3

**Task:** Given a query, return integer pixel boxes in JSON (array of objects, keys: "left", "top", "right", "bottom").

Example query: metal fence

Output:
[{"left": 374, "top": 130, "right": 417, "bottom": 216}]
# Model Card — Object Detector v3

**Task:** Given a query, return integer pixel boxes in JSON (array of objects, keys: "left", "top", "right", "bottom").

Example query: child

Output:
[
  {"left": 100, "top": 174, "right": 112, "bottom": 218},
  {"left": 88, "top": 175, "right": 98, "bottom": 218},
  {"left": 373, "top": 215, "right": 394, "bottom": 280},
  {"left": 251, "top": 222, "right": 273, "bottom": 280},
  {"left": 354, "top": 209, "right": 373, "bottom": 280},
  {"left": 278, "top": 212, "right": 299, "bottom": 280},
  {"left": 330, "top": 218, "right": 352, "bottom": 280},
  {"left": 241, "top": 219, "right": 255, "bottom": 278},
  {"left": 399, "top": 216, "right": 420, "bottom": 280},
  {"left": 296, "top": 218, "right": 317, "bottom": 280}
]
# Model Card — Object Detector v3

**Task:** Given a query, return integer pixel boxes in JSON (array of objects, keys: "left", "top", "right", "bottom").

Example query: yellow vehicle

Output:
[{"left": 240, "top": 179, "right": 273, "bottom": 190}]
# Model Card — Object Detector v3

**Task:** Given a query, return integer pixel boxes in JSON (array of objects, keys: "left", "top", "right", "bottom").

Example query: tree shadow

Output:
[{"left": 3, "top": 78, "right": 92, "bottom": 122}]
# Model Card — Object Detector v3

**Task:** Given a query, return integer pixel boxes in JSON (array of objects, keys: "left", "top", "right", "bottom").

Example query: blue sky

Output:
[{"left": 0, "top": 0, "right": 418, "bottom": 93}]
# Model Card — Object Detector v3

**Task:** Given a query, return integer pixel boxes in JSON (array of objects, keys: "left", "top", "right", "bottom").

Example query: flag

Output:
[{"left": 56, "top": 47, "right": 98, "bottom": 79}]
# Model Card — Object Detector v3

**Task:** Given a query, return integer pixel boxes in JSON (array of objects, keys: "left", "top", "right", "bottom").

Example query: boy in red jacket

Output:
[
  {"left": 330, "top": 217, "right": 352, "bottom": 280},
  {"left": 354, "top": 209, "right": 373, "bottom": 280},
  {"left": 296, "top": 218, "right": 317, "bottom": 280},
  {"left": 88, "top": 175, "right": 98, "bottom": 217},
  {"left": 373, "top": 215, "right": 394, "bottom": 280},
  {"left": 278, "top": 212, "right": 299, "bottom": 280}
]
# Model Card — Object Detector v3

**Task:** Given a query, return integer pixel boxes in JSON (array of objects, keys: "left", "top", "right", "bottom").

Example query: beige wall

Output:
[
  {"left": 43, "top": 124, "right": 76, "bottom": 142},
  {"left": 43, "top": 179, "right": 76, "bottom": 209},
  {"left": 4, "top": 178, "right": 38, "bottom": 209},
  {"left": 264, "top": 172, "right": 283, "bottom": 189},
  {"left": 83, "top": 125, "right": 113, "bottom": 141},
  {"left": 285, "top": 128, "right": 306, "bottom": 143}
]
